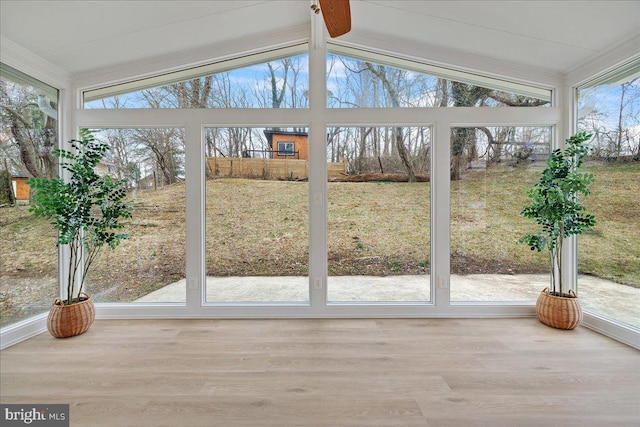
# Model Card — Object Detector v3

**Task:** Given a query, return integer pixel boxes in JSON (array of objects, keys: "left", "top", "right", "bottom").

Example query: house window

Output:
[{"left": 277, "top": 141, "right": 295, "bottom": 156}]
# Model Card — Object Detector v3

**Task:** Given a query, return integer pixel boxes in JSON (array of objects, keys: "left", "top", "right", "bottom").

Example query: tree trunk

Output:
[
  {"left": 364, "top": 63, "right": 416, "bottom": 182},
  {"left": 449, "top": 82, "right": 491, "bottom": 180}
]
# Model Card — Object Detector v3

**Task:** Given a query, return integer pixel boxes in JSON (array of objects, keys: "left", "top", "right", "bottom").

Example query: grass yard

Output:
[
  {"left": 1, "top": 162, "right": 638, "bottom": 326},
  {"left": 580, "top": 162, "right": 640, "bottom": 285},
  {"left": 451, "top": 164, "right": 549, "bottom": 274}
]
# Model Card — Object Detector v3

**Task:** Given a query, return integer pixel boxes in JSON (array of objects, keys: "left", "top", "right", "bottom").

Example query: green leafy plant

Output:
[
  {"left": 28, "top": 129, "right": 132, "bottom": 305},
  {"left": 518, "top": 131, "right": 596, "bottom": 297}
]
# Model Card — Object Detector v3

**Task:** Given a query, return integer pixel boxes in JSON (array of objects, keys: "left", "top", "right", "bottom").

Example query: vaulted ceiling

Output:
[{"left": 1, "top": 0, "right": 639, "bottom": 77}]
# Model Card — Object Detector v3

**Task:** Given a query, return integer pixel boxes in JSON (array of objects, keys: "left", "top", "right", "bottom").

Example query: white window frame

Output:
[
  {"left": 71, "top": 33, "right": 561, "bottom": 320},
  {"left": 563, "top": 41, "right": 640, "bottom": 348},
  {"left": 0, "top": 38, "right": 72, "bottom": 349},
  {"left": 277, "top": 141, "right": 296, "bottom": 156},
  {"left": 3, "top": 24, "right": 637, "bottom": 350}
]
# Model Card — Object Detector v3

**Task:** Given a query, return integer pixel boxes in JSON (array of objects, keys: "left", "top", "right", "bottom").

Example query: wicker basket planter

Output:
[
  {"left": 47, "top": 293, "right": 96, "bottom": 338},
  {"left": 535, "top": 287, "right": 582, "bottom": 330}
]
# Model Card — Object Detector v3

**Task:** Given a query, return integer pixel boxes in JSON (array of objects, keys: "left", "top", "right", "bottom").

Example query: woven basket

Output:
[
  {"left": 535, "top": 287, "right": 582, "bottom": 330},
  {"left": 47, "top": 293, "right": 96, "bottom": 338}
]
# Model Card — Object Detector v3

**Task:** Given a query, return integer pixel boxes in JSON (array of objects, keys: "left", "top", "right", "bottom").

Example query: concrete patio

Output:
[{"left": 136, "top": 274, "right": 640, "bottom": 329}]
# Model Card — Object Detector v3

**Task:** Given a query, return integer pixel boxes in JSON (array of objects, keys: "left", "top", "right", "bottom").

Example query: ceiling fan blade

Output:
[{"left": 318, "top": 0, "right": 351, "bottom": 38}]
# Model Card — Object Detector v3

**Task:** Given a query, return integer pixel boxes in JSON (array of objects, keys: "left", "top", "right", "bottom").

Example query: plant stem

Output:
[
  {"left": 80, "top": 244, "right": 101, "bottom": 301},
  {"left": 557, "top": 232, "right": 563, "bottom": 296},
  {"left": 548, "top": 249, "right": 555, "bottom": 294},
  {"left": 68, "top": 238, "right": 81, "bottom": 305},
  {"left": 66, "top": 242, "right": 73, "bottom": 305}
]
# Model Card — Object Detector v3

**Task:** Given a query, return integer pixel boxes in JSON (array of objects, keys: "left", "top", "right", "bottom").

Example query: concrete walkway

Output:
[{"left": 136, "top": 274, "right": 640, "bottom": 328}]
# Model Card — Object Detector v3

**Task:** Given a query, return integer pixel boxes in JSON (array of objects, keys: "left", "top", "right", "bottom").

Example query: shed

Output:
[
  {"left": 11, "top": 175, "right": 30, "bottom": 201},
  {"left": 263, "top": 130, "right": 309, "bottom": 160}
]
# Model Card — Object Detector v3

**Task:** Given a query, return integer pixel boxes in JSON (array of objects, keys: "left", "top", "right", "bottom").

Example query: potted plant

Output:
[
  {"left": 518, "top": 131, "right": 596, "bottom": 330},
  {"left": 28, "top": 129, "right": 131, "bottom": 338}
]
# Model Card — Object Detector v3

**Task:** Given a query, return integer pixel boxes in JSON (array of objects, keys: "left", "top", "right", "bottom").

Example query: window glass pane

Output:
[
  {"left": 205, "top": 127, "right": 309, "bottom": 303},
  {"left": 327, "top": 49, "right": 550, "bottom": 108},
  {"left": 450, "top": 126, "right": 551, "bottom": 302},
  {"left": 84, "top": 53, "right": 309, "bottom": 109},
  {"left": 277, "top": 142, "right": 295, "bottom": 156},
  {"left": 327, "top": 126, "right": 431, "bottom": 303},
  {"left": 86, "top": 128, "right": 186, "bottom": 304},
  {"left": 577, "top": 61, "right": 640, "bottom": 330},
  {"left": 0, "top": 63, "right": 59, "bottom": 327}
]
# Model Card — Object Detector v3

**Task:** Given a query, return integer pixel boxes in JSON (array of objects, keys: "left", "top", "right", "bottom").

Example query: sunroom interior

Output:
[{"left": 1, "top": 0, "right": 639, "bottom": 423}]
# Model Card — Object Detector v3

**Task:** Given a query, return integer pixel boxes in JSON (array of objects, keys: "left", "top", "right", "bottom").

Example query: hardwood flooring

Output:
[{"left": 1, "top": 318, "right": 639, "bottom": 426}]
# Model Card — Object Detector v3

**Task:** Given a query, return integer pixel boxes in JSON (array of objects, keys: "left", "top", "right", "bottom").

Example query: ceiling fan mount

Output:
[{"left": 312, "top": 0, "right": 351, "bottom": 38}]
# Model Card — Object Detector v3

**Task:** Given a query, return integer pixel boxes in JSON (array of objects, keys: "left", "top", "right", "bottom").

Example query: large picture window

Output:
[
  {"left": 450, "top": 126, "right": 551, "bottom": 302},
  {"left": 0, "top": 63, "right": 59, "bottom": 327},
  {"left": 3, "top": 44, "right": 583, "bottom": 325},
  {"left": 577, "top": 59, "right": 640, "bottom": 330},
  {"left": 205, "top": 127, "right": 309, "bottom": 304},
  {"left": 85, "top": 128, "right": 186, "bottom": 304},
  {"left": 327, "top": 126, "right": 431, "bottom": 303}
]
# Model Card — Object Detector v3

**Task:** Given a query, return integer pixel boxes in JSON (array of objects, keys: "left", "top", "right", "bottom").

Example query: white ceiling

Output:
[{"left": 1, "top": 0, "right": 639, "bottom": 77}]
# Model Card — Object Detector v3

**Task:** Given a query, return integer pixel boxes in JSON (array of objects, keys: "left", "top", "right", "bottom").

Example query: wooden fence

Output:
[{"left": 207, "top": 158, "right": 346, "bottom": 181}]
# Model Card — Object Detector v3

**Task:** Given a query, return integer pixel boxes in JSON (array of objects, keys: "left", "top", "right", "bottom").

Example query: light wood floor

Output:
[{"left": 1, "top": 318, "right": 639, "bottom": 427}]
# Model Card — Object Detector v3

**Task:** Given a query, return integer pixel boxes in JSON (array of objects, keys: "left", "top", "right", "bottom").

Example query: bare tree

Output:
[
  {"left": 363, "top": 62, "right": 417, "bottom": 182},
  {"left": 449, "top": 82, "right": 491, "bottom": 180},
  {"left": 133, "top": 128, "right": 184, "bottom": 186},
  {"left": 267, "top": 60, "right": 289, "bottom": 109},
  {"left": 0, "top": 80, "right": 58, "bottom": 179},
  {"left": 101, "top": 128, "right": 138, "bottom": 188},
  {"left": 168, "top": 77, "right": 213, "bottom": 108},
  {"left": 578, "top": 77, "right": 639, "bottom": 160},
  {"left": 615, "top": 78, "right": 638, "bottom": 159}
]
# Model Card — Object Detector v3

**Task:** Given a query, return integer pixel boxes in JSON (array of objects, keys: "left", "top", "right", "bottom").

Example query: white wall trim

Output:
[
  {"left": 0, "top": 313, "right": 47, "bottom": 350},
  {"left": 564, "top": 33, "right": 640, "bottom": 88},
  {"left": 93, "top": 303, "right": 536, "bottom": 319},
  {"left": 0, "top": 36, "right": 72, "bottom": 90},
  {"left": 582, "top": 312, "right": 640, "bottom": 350}
]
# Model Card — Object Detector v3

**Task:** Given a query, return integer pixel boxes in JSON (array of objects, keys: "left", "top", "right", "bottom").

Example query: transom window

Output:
[
  {"left": 327, "top": 44, "right": 552, "bottom": 108},
  {"left": 83, "top": 44, "right": 309, "bottom": 109}
]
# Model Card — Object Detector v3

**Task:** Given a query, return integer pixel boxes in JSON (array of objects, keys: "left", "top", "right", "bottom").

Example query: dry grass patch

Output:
[
  {"left": 1, "top": 162, "right": 638, "bottom": 326},
  {"left": 206, "top": 179, "right": 309, "bottom": 276},
  {"left": 328, "top": 181, "right": 430, "bottom": 275},
  {"left": 451, "top": 165, "right": 549, "bottom": 274},
  {"left": 580, "top": 161, "right": 640, "bottom": 286}
]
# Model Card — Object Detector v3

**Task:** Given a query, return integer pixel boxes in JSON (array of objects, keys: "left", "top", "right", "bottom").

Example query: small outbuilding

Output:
[
  {"left": 11, "top": 175, "right": 30, "bottom": 202},
  {"left": 263, "top": 130, "right": 309, "bottom": 160}
]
